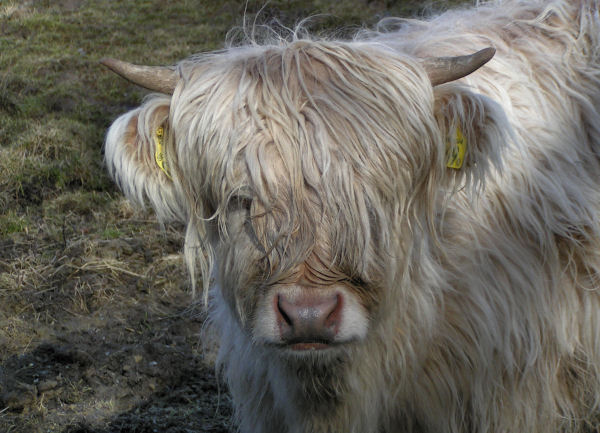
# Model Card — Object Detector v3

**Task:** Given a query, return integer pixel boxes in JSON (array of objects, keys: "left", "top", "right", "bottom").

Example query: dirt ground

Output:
[{"left": 0, "top": 212, "right": 232, "bottom": 432}]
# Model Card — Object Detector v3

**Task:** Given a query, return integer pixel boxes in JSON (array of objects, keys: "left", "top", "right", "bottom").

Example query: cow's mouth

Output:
[{"left": 287, "top": 340, "right": 332, "bottom": 351}]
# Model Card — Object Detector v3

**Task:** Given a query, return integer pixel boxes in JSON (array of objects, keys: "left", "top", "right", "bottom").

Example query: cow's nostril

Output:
[
  {"left": 276, "top": 295, "right": 293, "bottom": 327},
  {"left": 276, "top": 292, "right": 342, "bottom": 346}
]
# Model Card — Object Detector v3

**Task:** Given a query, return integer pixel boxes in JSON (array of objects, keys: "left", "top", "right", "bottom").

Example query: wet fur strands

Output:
[{"left": 104, "top": 1, "right": 600, "bottom": 432}]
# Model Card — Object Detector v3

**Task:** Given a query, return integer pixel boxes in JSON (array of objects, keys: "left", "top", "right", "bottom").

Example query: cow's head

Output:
[{"left": 103, "top": 41, "right": 498, "bottom": 359}]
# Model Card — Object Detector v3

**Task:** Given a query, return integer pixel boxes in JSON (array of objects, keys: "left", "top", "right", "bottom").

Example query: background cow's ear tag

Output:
[{"left": 446, "top": 127, "right": 466, "bottom": 169}]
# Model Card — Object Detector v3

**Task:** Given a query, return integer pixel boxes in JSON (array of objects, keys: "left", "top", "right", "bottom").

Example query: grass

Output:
[{"left": 0, "top": 0, "right": 471, "bottom": 431}]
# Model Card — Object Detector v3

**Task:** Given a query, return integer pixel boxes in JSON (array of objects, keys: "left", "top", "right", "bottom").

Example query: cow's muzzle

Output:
[{"left": 275, "top": 291, "right": 342, "bottom": 350}]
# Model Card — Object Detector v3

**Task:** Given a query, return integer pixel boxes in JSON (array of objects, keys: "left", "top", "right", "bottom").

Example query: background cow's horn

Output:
[
  {"left": 100, "top": 58, "right": 178, "bottom": 94},
  {"left": 422, "top": 47, "right": 496, "bottom": 86}
]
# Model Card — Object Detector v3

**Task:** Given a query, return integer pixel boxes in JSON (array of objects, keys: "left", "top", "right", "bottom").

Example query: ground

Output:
[{"left": 0, "top": 1, "right": 467, "bottom": 431}]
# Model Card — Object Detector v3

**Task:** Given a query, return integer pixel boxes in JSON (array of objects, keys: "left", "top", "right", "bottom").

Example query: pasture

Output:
[{"left": 0, "top": 0, "right": 466, "bottom": 431}]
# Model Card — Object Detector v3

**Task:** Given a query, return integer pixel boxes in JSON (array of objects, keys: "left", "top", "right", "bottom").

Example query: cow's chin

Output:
[
  {"left": 273, "top": 342, "right": 361, "bottom": 369},
  {"left": 252, "top": 285, "right": 369, "bottom": 360}
]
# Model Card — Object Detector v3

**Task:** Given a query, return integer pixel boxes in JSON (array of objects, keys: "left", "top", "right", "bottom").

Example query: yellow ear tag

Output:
[
  {"left": 446, "top": 127, "right": 466, "bottom": 169},
  {"left": 154, "top": 126, "right": 172, "bottom": 180}
]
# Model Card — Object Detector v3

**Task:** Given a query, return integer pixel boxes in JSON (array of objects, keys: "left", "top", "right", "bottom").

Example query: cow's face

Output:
[{"left": 104, "top": 41, "right": 497, "bottom": 358}]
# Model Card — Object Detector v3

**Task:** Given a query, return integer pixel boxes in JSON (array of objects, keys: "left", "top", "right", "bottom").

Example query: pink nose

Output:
[{"left": 276, "top": 292, "right": 342, "bottom": 347}]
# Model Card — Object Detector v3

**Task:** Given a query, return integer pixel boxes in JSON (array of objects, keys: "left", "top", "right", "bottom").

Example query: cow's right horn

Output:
[{"left": 100, "top": 58, "right": 178, "bottom": 94}]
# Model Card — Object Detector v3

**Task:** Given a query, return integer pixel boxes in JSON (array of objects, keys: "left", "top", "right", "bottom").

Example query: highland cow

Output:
[{"left": 102, "top": 0, "right": 600, "bottom": 432}]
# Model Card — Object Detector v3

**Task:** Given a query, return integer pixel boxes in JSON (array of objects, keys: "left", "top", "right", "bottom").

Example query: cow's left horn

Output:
[
  {"left": 422, "top": 47, "right": 496, "bottom": 86},
  {"left": 100, "top": 58, "right": 178, "bottom": 94}
]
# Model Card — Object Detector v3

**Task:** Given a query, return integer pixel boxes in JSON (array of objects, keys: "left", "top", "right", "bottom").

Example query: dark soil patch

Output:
[
  {"left": 0, "top": 291, "right": 231, "bottom": 433},
  {"left": 0, "top": 216, "right": 231, "bottom": 433}
]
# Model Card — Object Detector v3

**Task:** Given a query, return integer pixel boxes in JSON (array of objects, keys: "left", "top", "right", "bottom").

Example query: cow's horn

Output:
[
  {"left": 100, "top": 58, "right": 178, "bottom": 94},
  {"left": 422, "top": 47, "right": 496, "bottom": 86}
]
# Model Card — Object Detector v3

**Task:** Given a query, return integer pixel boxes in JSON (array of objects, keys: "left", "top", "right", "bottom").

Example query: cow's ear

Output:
[
  {"left": 105, "top": 97, "right": 185, "bottom": 221},
  {"left": 432, "top": 85, "right": 507, "bottom": 190}
]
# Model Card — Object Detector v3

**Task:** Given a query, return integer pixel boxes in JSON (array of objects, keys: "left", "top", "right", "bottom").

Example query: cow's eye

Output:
[
  {"left": 348, "top": 276, "right": 367, "bottom": 288},
  {"left": 228, "top": 195, "right": 252, "bottom": 212}
]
